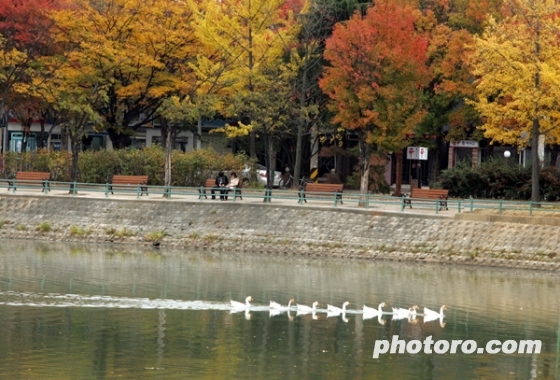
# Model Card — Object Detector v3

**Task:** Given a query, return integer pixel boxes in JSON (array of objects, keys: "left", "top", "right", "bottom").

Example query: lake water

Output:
[{"left": 0, "top": 240, "right": 558, "bottom": 379}]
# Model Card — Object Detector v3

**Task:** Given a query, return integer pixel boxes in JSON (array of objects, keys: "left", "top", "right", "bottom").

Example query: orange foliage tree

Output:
[{"left": 319, "top": 0, "right": 430, "bottom": 200}]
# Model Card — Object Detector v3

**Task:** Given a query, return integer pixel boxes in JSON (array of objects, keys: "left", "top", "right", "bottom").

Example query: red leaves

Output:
[
  {"left": 320, "top": 0, "right": 429, "bottom": 141},
  {"left": 0, "top": 0, "right": 58, "bottom": 51}
]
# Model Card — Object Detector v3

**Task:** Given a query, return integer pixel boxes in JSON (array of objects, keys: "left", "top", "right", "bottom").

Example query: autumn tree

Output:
[
  {"left": 195, "top": 0, "right": 302, "bottom": 195},
  {"left": 28, "top": 54, "right": 105, "bottom": 186},
  {"left": 468, "top": 0, "right": 560, "bottom": 202},
  {"left": 48, "top": 0, "right": 199, "bottom": 149},
  {"left": 320, "top": 0, "right": 429, "bottom": 200},
  {"left": 0, "top": 0, "right": 58, "bottom": 143},
  {"left": 289, "top": 0, "right": 346, "bottom": 187}
]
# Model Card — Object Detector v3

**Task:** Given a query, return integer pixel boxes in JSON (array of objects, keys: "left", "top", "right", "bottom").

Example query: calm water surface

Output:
[{"left": 0, "top": 240, "right": 558, "bottom": 379}]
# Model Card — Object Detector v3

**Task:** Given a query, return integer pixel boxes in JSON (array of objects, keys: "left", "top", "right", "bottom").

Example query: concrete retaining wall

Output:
[{"left": 0, "top": 194, "right": 559, "bottom": 271}]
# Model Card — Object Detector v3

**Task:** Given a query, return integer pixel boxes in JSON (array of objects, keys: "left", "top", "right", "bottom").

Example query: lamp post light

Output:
[{"left": 504, "top": 150, "right": 511, "bottom": 165}]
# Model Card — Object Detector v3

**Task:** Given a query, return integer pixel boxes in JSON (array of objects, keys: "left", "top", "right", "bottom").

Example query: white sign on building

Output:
[
  {"left": 406, "top": 146, "right": 428, "bottom": 160},
  {"left": 450, "top": 140, "right": 479, "bottom": 148}
]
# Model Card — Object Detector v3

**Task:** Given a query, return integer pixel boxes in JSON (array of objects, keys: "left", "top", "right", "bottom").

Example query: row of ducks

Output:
[{"left": 231, "top": 296, "right": 446, "bottom": 322}]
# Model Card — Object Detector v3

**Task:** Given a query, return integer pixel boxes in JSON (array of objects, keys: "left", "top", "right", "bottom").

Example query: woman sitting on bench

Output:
[{"left": 224, "top": 172, "right": 239, "bottom": 200}]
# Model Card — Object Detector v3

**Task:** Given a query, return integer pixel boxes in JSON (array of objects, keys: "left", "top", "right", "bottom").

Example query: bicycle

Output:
[
  {"left": 278, "top": 174, "right": 313, "bottom": 190},
  {"left": 278, "top": 173, "right": 294, "bottom": 189}
]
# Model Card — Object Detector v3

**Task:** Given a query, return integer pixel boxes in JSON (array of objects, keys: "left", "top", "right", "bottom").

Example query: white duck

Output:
[
  {"left": 269, "top": 308, "right": 282, "bottom": 318},
  {"left": 363, "top": 312, "right": 386, "bottom": 325},
  {"left": 297, "top": 301, "right": 320, "bottom": 313},
  {"left": 230, "top": 308, "right": 251, "bottom": 320},
  {"left": 270, "top": 298, "right": 295, "bottom": 311},
  {"left": 327, "top": 301, "right": 350, "bottom": 314},
  {"left": 423, "top": 305, "right": 446, "bottom": 320},
  {"left": 230, "top": 296, "right": 253, "bottom": 309},
  {"left": 409, "top": 305, "right": 420, "bottom": 317},
  {"left": 392, "top": 305, "right": 419, "bottom": 320},
  {"left": 363, "top": 302, "right": 387, "bottom": 316}
]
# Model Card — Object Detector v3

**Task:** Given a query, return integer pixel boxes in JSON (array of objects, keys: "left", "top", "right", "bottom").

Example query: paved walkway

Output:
[{"left": 1, "top": 182, "right": 456, "bottom": 218}]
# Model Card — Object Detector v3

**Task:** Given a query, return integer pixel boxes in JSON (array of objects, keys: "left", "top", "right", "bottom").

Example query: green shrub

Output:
[
  {"left": 434, "top": 157, "right": 560, "bottom": 200},
  {"left": 37, "top": 222, "right": 52, "bottom": 232},
  {"left": 144, "top": 230, "right": 167, "bottom": 243},
  {"left": 2, "top": 147, "right": 248, "bottom": 186},
  {"left": 69, "top": 225, "right": 91, "bottom": 236}
]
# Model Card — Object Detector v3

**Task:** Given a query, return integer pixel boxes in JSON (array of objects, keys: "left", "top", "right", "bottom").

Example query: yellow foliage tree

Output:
[
  {"left": 193, "top": 0, "right": 303, "bottom": 195},
  {"left": 468, "top": 0, "right": 560, "bottom": 202},
  {"left": 27, "top": 54, "right": 106, "bottom": 185},
  {"left": 48, "top": 0, "right": 200, "bottom": 148}
]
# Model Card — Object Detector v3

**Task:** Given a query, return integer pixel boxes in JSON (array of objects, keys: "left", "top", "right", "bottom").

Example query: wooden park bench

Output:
[
  {"left": 404, "top": 188, "right": 449, "bottom": 210},
  {"left": 7, "top": 171, "right": 51, "bottom": 192},
  {"left": 199, "top": 178, "right": 242, "bottom": 200},
  {"left": 107, "top": 175, "right": 148, "bottom": 196},
  {"left": 298, "top": 182, "right": 343, "bottom": 205}
]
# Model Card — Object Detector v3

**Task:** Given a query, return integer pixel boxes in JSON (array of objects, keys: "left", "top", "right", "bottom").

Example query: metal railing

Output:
[{"left": 1, "top": 178, "right": 560, "bottom": 217}]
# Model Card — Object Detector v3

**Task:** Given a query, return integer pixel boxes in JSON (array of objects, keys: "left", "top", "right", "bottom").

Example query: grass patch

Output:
[
  {"left": 69, "top": 225, "right": 91, "bottom": 236},
  {"left": 203, "top": 233, "right": 219, "bottom": 243},
  {"left": 16, "top": 224, "right": 27, "bottom": 231},
  {"left": 115, "top": 227, "right": 136, "bottom": 237},
  {"left": 104, "top": 227, "right": 117, "bottom": 235},
  {"left": 144, "top": 230, "right": 167, "bottom": 243},
  {"left": 189, "top": 232, "right": 199, "bottom": 239},
  {"left": 37, "top": 222, "right": 52, "bottom": 233},
  {"left": 0, "top": 221, "right": 4, "bottom": 229}
]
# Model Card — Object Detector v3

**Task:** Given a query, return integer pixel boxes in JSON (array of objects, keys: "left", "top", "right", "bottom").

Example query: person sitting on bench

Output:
[
  {"left": 224, "top": 172, "right": 239, "bottom": 200},
  {"left": 211, "top": 172, "right": 229, "bottom": 200}
]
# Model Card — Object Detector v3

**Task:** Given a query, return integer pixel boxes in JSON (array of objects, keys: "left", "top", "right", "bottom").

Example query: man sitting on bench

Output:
[{"left": 211, "top": 171, "right": 229, "bottom": 200}]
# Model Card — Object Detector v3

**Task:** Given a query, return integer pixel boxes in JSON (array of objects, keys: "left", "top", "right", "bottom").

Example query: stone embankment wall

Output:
[{"left": 0, "top": 195, "right": 559, "bottom": 271}]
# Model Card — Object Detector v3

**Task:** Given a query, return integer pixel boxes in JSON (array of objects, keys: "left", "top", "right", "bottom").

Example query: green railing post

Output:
[
  {"left": 199, "top": 186, "right": 204, "bottom": 200},
  {"left": 499, "top": 199, "right": 503, "bottom": 215},
  {"left": 470, "top": 197, "right": 473, "bottom": 213},
  {"left": 72, "top": 181, "right": 77, "bottom": 196},
  {"left": 529, "top": 200, "right": 533, "bottom": 216},
  {"left": 105, "top": 183, "right": 109, "bottom": 197},
  {"left": 44, "top": 180, "right": 49, "bottom": 194},
  {"left": 401, "top": 196, "right": 405, "bottom": 211},
  {"left": 333, "top": 192, "right": 337, "bottom": 207},
  {"left": 365, "top": 193, "right": 370, "bottom": 209},
  {"left": 298, "top": 187, "right": 304, "bottom": 205},
  {"left": 12, "top": 179, "right": 16, "bottom": 193},
  {"left": 458, "top": 200, "right": 461, "bottom": 214},
  {"left": 136, "top": 184, "right": 140, "bottom": 199},
  {"left": 166, "top": 185, "right": 171, "bottom": 200},
  {"left": 264, "top": 188, "right": 272, "bottom": 203},
  {"left": 436, "top": 199, "right": 440, "bottom": 214},
  {"left": 233, "top": 188, "right": 237, "bottom": 202}
]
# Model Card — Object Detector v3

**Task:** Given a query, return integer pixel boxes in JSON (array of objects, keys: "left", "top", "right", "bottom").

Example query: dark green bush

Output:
[{"left": 434, "top": 157, "right": 560, "bottom": 200}]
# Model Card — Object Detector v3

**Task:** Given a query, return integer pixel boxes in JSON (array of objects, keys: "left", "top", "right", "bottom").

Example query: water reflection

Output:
[{"left": 0, "top": 240, "right": 558, "bottom": 379}]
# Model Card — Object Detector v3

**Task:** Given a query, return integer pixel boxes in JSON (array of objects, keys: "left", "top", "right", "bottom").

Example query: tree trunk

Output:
[
  {"left": 38, "top": 118, "right": 46, "bottom": 149},
  {"left": 294, "top": 76, "right": 307, "bottom": 189},
  {"left": 250, "top": 130, "right": 256, "bottom": 158},
  {"left": 60, "top": 127, "right": 68, "bottom": 151},
  {"left": 550, "top": 144, "right": 558, "bottom": 169},
  {"left": 263, "top": 132, "right": 274, "bottom": 203},
  {"left": 69, "top": 130, "right": 80, "bottom": 194},
  {"left": 358, "top": 132, "right": 371, "bottom": 207},
  {"left": 428, "top": 140, "right": 441, "bottom": 186},
  {"left": 160, "top": 121, "right": 168, "bottom": 150},
  {"left": 393, "top": 151, "right": 404, "bottom": 196},
  {"left": 196, "top": 114, "right": 202, "bottom": 150},
  {"left": 164, "top": 127, "right": 172, "bottom": 188},
  {"left": 106, "top": 128, "right": 130, "bottom": 149},
  {"left": 531, "top": 118, "right": 540, "bottom": 203}
]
